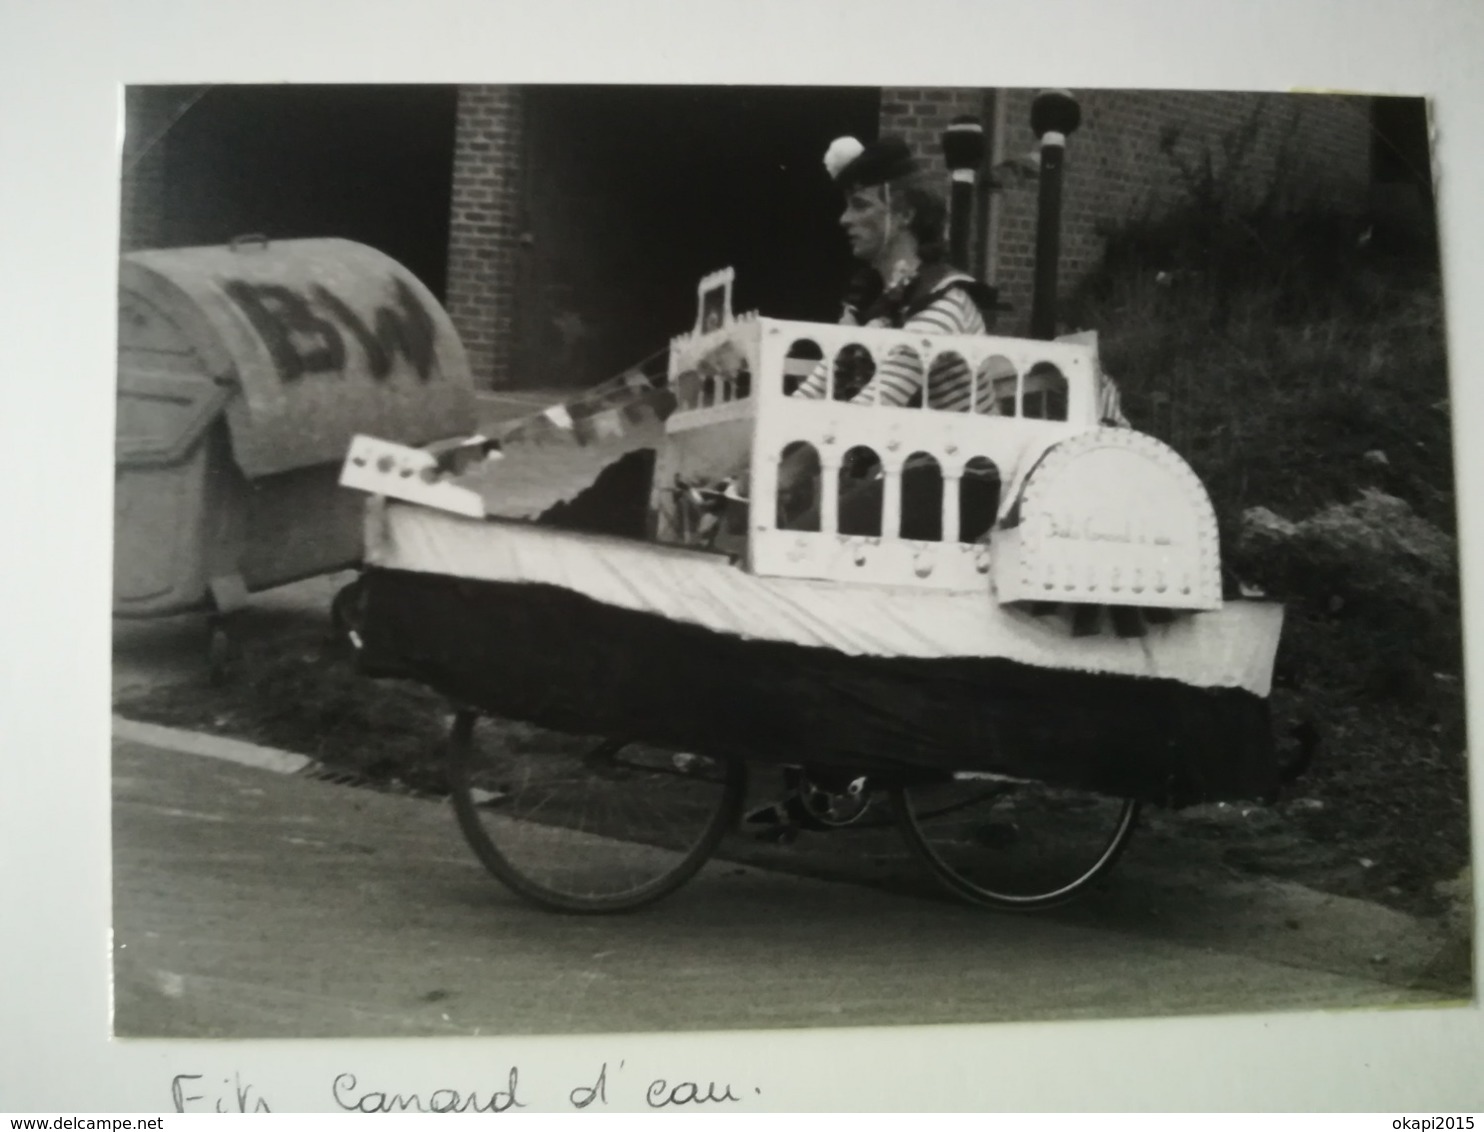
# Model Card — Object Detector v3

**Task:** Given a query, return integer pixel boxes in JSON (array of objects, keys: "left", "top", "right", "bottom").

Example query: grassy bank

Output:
[{"left": 1065, "top": 179, "right": 1468, "bottom": 914}]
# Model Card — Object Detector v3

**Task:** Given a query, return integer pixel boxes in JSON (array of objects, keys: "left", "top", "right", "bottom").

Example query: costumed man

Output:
[
  {"left": 794, "top": 134, "right": 1000, "bottom": 406},
  {"left": 780, "top": 135, "right": 1003, "bottom": 540},
  {"left": 746, "top": 136, "right": 1006, "bottom": 835}
]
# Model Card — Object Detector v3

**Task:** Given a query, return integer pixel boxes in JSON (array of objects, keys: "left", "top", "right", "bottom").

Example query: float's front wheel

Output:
[
  {"left": 891, "top": 774, "right": 1139, "bottom": 911},
  {"left": 447, "top": 710, "right": 746, "bottom": 913}
]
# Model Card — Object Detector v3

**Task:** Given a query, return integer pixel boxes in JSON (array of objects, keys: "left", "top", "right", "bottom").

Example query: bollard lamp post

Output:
[
  {"left": 940, "top": 115, "right": 988, "bottom": 275},
  {"left": 1029, "top": 89, "right": 1081, "bottom": 340}
]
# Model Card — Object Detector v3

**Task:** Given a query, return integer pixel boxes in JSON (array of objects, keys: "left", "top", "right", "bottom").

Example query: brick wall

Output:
[
  {"left": 879, "top": 87, "right": 992, "bottom": 177},
  {"left": 445, "top": 85, "right": 526, "bottom": 389},
  {"left": 884, "top": 89, "right": 1375, "bottom": 335}
]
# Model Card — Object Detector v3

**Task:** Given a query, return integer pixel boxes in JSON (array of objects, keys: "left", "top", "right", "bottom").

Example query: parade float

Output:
[{"left": 337, "top": 92, "right": 1294, "bottom": 914}]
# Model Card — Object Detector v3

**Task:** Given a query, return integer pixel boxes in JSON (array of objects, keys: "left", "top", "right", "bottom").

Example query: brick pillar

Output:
[{"left": 446, "top": 85, "right": 526, "bottom": 389}]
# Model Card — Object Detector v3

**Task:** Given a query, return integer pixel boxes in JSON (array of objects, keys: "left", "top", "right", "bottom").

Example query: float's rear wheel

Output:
[{"left": 447, "top": 710, "right": 746, "bottom": 913}]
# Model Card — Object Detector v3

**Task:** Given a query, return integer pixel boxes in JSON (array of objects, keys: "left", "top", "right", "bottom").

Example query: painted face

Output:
[{"left": 839, "top": 185, "right": 893, "bottom": 261}]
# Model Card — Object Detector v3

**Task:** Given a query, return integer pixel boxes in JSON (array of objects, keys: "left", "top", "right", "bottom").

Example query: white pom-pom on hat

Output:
[{"left": 823, "top": 136, "right": 865, "bottom": 180}]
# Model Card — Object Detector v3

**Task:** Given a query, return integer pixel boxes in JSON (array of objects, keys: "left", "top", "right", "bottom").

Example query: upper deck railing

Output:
[
  {"left": 653, "top": 269, "right": 1221, "bottom": 608},
  {"left": 656, "top": 270, "right": 1105, "bottom": 591}
]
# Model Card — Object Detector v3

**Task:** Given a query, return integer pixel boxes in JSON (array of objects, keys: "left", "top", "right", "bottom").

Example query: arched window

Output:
[
  {"left": 959, "top": 456, "right": 1001, "bottom": 542},
  {"left": 776, "top": 441, "right": 821, "bottom": 531},
  {"left": 675, "top": 369, "right": 702, "bottom": 411},
  {"left": 832, "top": 344, "right": 876, "bottom": 402},
  {"left": 973, "top": 355, "right": 1018, "bottom": 415},
  {"left": 924, "top": 350, "right": 971, "bottom": 412},
  {"left": 783, "top": 339, "right": 822, "bottom": 396},
  {"left": 1023, "top": 361, "right": 1068, "bottom": 421},
  {"left": 899, "top": 452, "right": 944, "bottom": 541},
  {"left": 837, "top": 445, "right": 883, "bottom": 537},
  {"left": 874, "top": 343, "right": 924, "bottom": 407}
]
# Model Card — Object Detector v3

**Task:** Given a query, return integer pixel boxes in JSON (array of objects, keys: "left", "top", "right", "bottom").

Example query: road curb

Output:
[{"left": 113, "top": 715, "right": 317, "bottom": 776}]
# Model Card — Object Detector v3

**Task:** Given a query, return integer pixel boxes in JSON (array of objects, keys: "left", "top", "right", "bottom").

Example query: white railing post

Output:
[
  {"left": 942, "top": 472, "right": 962, "bottom": 544},
  {"left": 820, "top": 456, "right": 841, "bottom": 534},
  {"left": 881, "top": 466, "right": 902, "bottom": 538}
]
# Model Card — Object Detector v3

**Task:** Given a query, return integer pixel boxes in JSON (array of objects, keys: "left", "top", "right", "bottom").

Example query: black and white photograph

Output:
[
  {"left": 5, "top": 0, "right": 1484, "bottom": 1114},
  {"left": 107, "top": 80, "right": 1472, "bottom": 1043}
]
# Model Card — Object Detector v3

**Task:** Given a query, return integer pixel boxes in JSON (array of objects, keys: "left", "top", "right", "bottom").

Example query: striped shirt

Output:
[{"left": 792, "top": 284, "right": 987, "bottom": 410}]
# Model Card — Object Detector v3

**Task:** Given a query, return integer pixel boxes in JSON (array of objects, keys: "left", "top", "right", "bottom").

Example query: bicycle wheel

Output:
[
  {"left": 447, "top": 710, "right": 747, "bottom": 913},
  {"left": 891, "top": 773, "right": 1139, "bottom": 911}
]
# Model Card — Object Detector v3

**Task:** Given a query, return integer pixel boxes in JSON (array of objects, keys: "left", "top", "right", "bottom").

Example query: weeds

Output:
[{"left": 1065, "top": 109, "right": 1467, "bottom": 914}]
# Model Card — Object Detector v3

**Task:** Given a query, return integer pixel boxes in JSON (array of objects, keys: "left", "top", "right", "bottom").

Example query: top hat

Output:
[{"left": 824, "top": 136, "right": 918, "bottom": 191}]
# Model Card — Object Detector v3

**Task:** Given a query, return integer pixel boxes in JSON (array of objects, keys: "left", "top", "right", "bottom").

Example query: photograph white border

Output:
[{"left": 1, "top": 0, "right": 1480, "bottom": 1111}]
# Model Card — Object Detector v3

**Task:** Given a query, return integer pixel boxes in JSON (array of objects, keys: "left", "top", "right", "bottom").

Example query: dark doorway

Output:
[
  {"left": 1367, "top": 95, "right": 1436, "bottom": 258},
  {"left": 156, "top": 84, "right": 459, "bottom": 300},
  {"left": 520, "top": 85, "right": 882, "bottom": 387},
  {"left": 1370, "top": 95, "right": 1432, "bottom": 199}
]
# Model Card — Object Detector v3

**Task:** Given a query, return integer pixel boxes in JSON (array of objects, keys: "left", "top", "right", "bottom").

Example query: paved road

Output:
[{"left": 112, "top": 732, "right": 1458, "bottom": 1039}]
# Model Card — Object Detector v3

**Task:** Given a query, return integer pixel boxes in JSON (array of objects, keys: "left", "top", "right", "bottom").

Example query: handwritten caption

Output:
[{"left": 171, "top": 1063, "right": 757, "bottom": 1113}]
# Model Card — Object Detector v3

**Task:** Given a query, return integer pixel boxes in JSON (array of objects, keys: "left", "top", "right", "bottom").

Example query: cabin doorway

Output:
[{"left": 518, "top": 85, "right": 882, "bottom": 388}]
